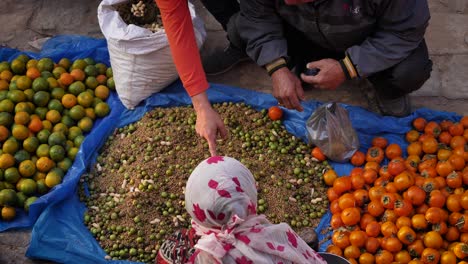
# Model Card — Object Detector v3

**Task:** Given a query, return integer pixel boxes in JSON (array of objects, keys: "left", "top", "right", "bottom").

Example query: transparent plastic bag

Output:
[{"left": 306, "top": 102, "right": 359, "bottom": 162}]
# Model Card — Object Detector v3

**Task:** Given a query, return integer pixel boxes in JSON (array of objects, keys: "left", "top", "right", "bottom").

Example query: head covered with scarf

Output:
[{"left": 185, "top": 156, "right": 326, "bottom": 264}]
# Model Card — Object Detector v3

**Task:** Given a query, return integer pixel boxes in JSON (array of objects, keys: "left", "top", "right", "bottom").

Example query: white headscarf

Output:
[{"left": 185, "top": 156, "right": 326, "bottom": 264}]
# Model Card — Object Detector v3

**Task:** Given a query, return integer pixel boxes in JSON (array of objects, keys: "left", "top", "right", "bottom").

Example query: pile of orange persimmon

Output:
[{"left": 321, "top": 116, "right": 468, "bottom": 264}]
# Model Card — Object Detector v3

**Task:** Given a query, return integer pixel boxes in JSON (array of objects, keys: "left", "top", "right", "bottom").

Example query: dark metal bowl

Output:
[{"left": 318, "top": 252, "right": 351, "bottom": 264}]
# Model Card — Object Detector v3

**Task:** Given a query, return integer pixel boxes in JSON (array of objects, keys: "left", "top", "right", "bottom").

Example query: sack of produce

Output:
[{"left": 97, "top": 0, "right": 206, "bottom": 109}]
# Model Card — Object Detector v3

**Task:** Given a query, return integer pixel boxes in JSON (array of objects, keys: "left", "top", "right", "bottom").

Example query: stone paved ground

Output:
[{"left": 0, "top": 0, "right": 467, "bottom": 263}]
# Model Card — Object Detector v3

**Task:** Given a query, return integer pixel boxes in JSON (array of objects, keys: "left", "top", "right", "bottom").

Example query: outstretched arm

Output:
[{"left": 156, "top": 0, "right": 228, "bottom": 156}]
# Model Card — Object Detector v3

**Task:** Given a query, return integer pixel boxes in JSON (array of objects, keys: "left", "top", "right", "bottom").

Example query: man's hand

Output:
[
  {"left": 300, "top": 59, "right": 346, "bottom": 90},
  {"left": 192, "top": 92, "right": 228, "bottom": 157},
  {"left": 271, "top": 67, "right": 304, "bottom": 111}
]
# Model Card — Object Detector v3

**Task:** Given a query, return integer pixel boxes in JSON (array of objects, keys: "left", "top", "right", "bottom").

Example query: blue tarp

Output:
[{"left": 0, "top": 35, "right": 461, "bottom": 263}]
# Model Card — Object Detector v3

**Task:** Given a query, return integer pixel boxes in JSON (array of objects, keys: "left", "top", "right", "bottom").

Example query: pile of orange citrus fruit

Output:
[
  {"left": 322, "top": 116, "right": 468, "bottom": 264},
  {"left": 0, "top": 54, "right": 113, "bottom": 221}
]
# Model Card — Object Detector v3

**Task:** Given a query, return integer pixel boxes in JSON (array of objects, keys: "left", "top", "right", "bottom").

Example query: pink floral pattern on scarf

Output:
[{"left": 185, "top": 156, "right": 326, "bottom": 264}]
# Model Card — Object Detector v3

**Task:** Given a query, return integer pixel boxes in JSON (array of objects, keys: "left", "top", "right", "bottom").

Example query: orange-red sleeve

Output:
[{"left": 155, "top": 0, "right": 209, "bottom": 97}]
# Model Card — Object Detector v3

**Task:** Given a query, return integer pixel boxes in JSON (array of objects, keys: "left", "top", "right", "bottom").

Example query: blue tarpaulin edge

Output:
[{"left": 0, "top": 35, "right": 461, "bottom": 263}]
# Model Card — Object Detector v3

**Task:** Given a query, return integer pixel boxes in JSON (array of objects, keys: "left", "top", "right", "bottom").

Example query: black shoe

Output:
[
  {"left": 203, "top": 44, "right": 250, "bottom": 76},
  {"left": 375, "top": 92, "right": 412, "bottom": 117}
]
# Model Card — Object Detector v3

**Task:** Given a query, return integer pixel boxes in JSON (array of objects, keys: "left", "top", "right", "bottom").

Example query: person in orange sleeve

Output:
[{"left": 155, "top": 0, "right": 247, "bottom": 156}]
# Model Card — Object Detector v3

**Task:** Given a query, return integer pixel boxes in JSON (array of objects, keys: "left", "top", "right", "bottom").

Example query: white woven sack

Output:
[{"left": 98, "top": 0, "right": 206, "bottom": 109}]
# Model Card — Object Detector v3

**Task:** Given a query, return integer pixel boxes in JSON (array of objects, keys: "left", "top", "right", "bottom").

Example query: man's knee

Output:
[{"left": 391, "top": 41, "right": 433, "bottom": 94}]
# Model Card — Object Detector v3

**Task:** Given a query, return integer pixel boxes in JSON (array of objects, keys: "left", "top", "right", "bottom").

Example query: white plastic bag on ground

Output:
[{"left": 98, "top": 0, "right": 206, "bottom": 109}]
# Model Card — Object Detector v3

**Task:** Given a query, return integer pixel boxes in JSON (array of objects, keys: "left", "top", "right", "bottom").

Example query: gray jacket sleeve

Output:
[
  {"left": 237, "top": 0, "right": 288, "bottom": 66},
  {"left": 346, "top": 0, "right": 430, "bottom": 77}
]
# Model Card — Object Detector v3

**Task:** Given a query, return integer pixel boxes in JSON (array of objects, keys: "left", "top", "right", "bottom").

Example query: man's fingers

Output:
[
  {"left": 300, "top": 73, "right": 319, "bottom": 84},
  {"left": 290, "top": 93, "right": 303, "bottom": 112},
  {"left": 207, "top": 137, "right": 217, "bottom": 157},
  {"left": 296, "top": 82, "right": 305, "bottom": 101},
  {"left": 218, "top": 123, "right": 229, "bottom": 139},
  {"left": 306, "top": 60, "right": 323, "bottom": 69}
]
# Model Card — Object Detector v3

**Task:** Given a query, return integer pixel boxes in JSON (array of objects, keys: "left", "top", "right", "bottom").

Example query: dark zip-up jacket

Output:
[{"left": 238, "top": 0, "right": 430, "bottom": 77}]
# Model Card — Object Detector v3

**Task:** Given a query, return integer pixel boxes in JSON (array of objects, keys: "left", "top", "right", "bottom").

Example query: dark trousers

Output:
[
  {"left": 285, "top": 25, "right": 433, "bottom": 99},
  {"left": 200, "top": 0, "right": 240, "bottom": 31}
]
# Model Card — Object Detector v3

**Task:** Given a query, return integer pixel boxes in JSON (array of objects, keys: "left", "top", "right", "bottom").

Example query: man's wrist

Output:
[
  {"left": 191, "top": 92, "right": 211, "bottom": 112},
  {"left": 265, "top": 57, "right": 288, "bottom": 76},
  {"left": 340, "top": 55, "right": 359, "bottom": 80}
]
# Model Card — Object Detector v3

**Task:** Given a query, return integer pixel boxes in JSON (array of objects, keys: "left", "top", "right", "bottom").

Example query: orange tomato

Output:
[
  {"left": 394, "top": 199, "right": 413, "bottom": 217},
  {"left": 437, "top": 148, "right": 452, "bottom": 161},
  {"left": 381, "top": 192, "right": 397, "bottom": 209},
  {"left": 349, "top": 230, "right": 367, "bottom": 247},
  {"left": 438, "top": 131, "right": 453, "bottom": 145},
  {"left": 382, "top": 236, "right": 402, "bottom": 253},
  {"left": 405, "top": 155, "right": 421, "bottom": 172},
  {"left": 369, "top": 186, "right": 386, "bottom": 201},
  {"left": 359, "top": 252, "right": 375, "bottom": 264},
  {"left": 359, "top": 214, "right": 375, "bottom": 231},
  {"left": 450, "top": 135, "right": 466, "bottom": 149},
  {"left": 405, "top": 186, "right": 426, "bottom": 206},
  {"left": 422, "top": 137, "right": 439, "bottom": 154},
  {"left": 363, "top": 168, "right": 378, "bottom": 184},
  {"left": 341, "top": 207, "right": 361, "bottom": 226},
  {"left": 330, "top": 200, "right": 342, "bottom": 214},
  {"left": 353, "top": 189, "right": 369, "bottom": 207},
  {"left": 381, "top": 221, "right": 398, "bottom": 237},
  {"left": 367, "top": 200, "right": 385, "bottom": 217},
  {"left": 448, "top": 122, "right": 464, "bottom": 136},
  {"left": 338, "top": 193, "right": 356, "bottom": 210},
  {"left": 327, "top": 188, "right": 340, "bottom": 201},
  {"left": 397, "top": 226, "right": 417, "bottom": 245},
  {"left": 449, "top": 154, "right": 465, "bottom": 170},
  {"left": 382, "top": 209, "right": 398, "bottom": 223},
  {"left": 428, "top": 190, "right": 446, "bottom": 208},
  {"left": 420, "top": 248, "right": 440, "bottom": 264},
  {"left": 365, "top": 237, "right": 380, "bottom": 254},
  {"left": 407, "top": 141, "right": 423, "bottom": 156},
  {"left": 413, "top": 117, "right": 427, "bottom": 132},
  {"left": 424, "top": 121, "right": 442, "bottom": 137},
  {"left": 453, "top": 242, "right": 468, "bottom": 259},
  {"left": 366, "top": 146, "right": 385, "bottom": 164},
  {"left": 387, "top": 157, "right": 406, "bottom": 176},
  {"left": 311, "top": 146, "right": 326, "bottom": 161},
  {"left": 423, "top": 231, "right": 444, "bottom": 249},
  {"left": 408, "top": 239, "right": 424, "bottom": 258},
  {"left": 445, "top": 226, "right": 460, "bottom": 242},
  {"left": 406, "top": 129, "right": 420, "bottom": 142},
  {"left": 372, "top": 137, "right": 389, "bottom": 148},
  {"left": 394, "top": 250, "right": 412, "bottom": 264},
  {"left": 350, "top": 150, "right": 365, "bottom": 166},
  {"left": 385, "top": 143, "right": 402, "bottom": 160},
  {"left": 375, "top": 249, "right": 394, "bottom": 264},
  {"left": 351, "top": 174, "right": 366, "bottom": 190},
  {"left": 446, "top": 194, "right": 462, "bottom": 212},
  {"left": 330, "top": 213, "right": 344, "bottom": 229},
  {"left": 396, "top": 216, "right": 412, "bottom": 228},
  {"left": 440, "top": 251, "right": 457, "bottom": 264},
  {"left": 333, "top": 176, "right": 352, "bottom": 195},
  {"left": 411, "top": 214, "right": 428, "bottom": 231},
  {"left": 323, "top": 169, "right": 338, "bottom": 186},
  {"left": 446, "top": 171, "right": 462, "bottom": 189},
  {"left": 365, "top": 221, "right": 381, "bottom": 237},
  {"left": 394, "top": 171, "right": 415, "bottom": 191},
  {"left": 332, "top": 230, "right": 350, "bottom": 249},
  {"left": 425, "top": 207, "right": 443, "bottom": 224},
  {"left": 326, "top": 245, "right": 343, "bottom": 256},
  {"left": 267, "top": 106, "right": 283, "bottom": 120}
]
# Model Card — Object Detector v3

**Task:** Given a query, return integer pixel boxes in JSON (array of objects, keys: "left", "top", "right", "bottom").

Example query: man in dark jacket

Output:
[{"left": 234, "top": 0, "right": 432, "bottom": 117}]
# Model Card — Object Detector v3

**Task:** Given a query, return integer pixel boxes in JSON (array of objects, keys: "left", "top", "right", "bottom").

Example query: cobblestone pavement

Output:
[{"left": 0, "top": 0, "right": 467, "bottom": 263}]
